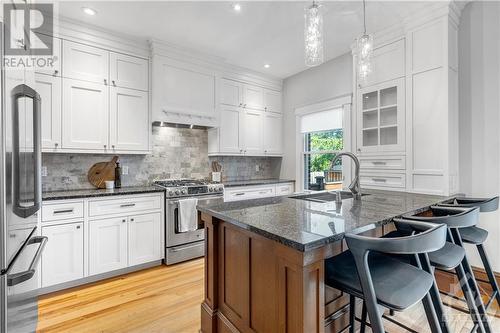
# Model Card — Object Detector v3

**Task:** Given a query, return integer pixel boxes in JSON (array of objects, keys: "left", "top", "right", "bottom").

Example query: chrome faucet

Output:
[{"left": 330, "top": 152, "right": 361, "bottom": 200}]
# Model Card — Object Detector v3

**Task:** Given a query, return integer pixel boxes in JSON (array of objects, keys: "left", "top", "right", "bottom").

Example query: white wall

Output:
[
  {"left": 458, "top": 1, "right": 500, "bottom": 271},
  {"left": 281, "top": 52, "right": 353, "bottom": 180}
]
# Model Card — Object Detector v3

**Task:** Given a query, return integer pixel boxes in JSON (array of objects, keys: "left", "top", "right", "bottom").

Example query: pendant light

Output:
[
  {"left": 357, "top": 0, "right": 373, "bottom": 82},
  {"left": 304, "top": 1, "right": 324, "bottom": 67}
]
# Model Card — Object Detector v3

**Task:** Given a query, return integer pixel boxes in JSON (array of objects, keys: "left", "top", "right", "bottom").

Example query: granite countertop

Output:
[
  {"left": 43, "top": 186, "right": 165, "bottom": 201},
  {"left": 197, "top": 189, "right": 455, "bottom": 252},
  {"left": 223, "top": 179, "right": 295, "bottom": 187}
]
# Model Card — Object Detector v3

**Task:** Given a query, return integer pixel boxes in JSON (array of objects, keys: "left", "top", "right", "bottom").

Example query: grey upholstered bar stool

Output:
[
  {"left": 403, "top": 206, "right": 492, "bottom": 333},
  {"left": 388, "top": 206, "right": 488, "bottom": 333},
  {"left": 438, "top": 196, "right": 500, "bottom": 311},
  {"left": 324, "top": 220, "right": 447, "bottom": 333}
]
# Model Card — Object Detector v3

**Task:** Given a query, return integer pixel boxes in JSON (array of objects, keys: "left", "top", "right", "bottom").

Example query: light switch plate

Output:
[
  {"left": 122, "top": 165, "right": 129, "bottom": 175},
  {"left": 41, "top": 166, "right": 47, "bottom": 177}
]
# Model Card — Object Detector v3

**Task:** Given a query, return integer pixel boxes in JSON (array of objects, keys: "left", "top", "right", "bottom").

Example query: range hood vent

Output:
[{"left": 152, "top": 121, "right": 209, "bottom": 130}]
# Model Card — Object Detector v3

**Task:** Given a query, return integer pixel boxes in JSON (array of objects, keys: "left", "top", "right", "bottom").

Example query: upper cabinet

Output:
[
  {"left": 36, "top": 74, "right": 61, "bottom": 151},
  {"left": 152, "top": 56, "right": 217, "bottom": 127},
  {"left": 209, "top": 78, "right": 283, "bottom": 157},
  {"left": 110, "top": 53, "right": 149, "bottom": 91},
  {"left": 63, "top": 41, "right": 109, "bottom": 84},
  {"left": 357, "top": 78, "right": 405, "bottom": 153},
  {"left": 358, "top": 39, "right": 405, "bottom": 89},
  {"left": 35, "top": 37, "right": 62, "bottom": 77}
]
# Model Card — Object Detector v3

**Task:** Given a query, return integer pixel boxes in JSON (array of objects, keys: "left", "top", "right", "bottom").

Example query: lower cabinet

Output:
[
  {"left": 89, "top": 217, "right": 128, "bottom": 275},
  {"left": 128, "top": 213, "right": 162, "bottom": 266},
  {"left": 89, "top": 212, "right": 163, "bottom": 275},
  {"left": 41, "top": 222, "right": 84, "bottom": 287}
]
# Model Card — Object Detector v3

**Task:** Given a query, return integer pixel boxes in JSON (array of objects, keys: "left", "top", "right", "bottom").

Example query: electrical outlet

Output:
[
  {"left": 255, "top": 165, "right": 260, "bottom": 172},
  {"left": 41, "top": 166, "right": 47, "bottom": 177},
  {"left": 122, "top": 165, "right": 129, "bottom": 175}
]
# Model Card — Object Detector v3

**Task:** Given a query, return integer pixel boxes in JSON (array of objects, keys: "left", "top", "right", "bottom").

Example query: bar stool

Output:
[
  {"left": 438, "top": 197, "right": 500, "bottom": 310},
  {"left": 324, "top": 220, "right": 447, "bottom": 333},
  {"left": 403, "top": 205, "right": 492, "bottom": 333}
]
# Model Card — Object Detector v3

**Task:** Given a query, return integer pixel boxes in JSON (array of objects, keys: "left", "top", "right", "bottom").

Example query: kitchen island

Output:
[{"left": 197, "top": 189, "right": 454, "bottom": 333}]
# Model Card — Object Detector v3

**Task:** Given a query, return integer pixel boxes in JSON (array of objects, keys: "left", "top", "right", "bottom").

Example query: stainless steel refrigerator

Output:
[{"left": 0, "top": 22, "right": 47, "bottom": 333}]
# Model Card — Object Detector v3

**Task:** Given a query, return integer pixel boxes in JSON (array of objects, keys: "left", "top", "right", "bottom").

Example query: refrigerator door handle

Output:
[
  {"left": 12, "top": 84, "right": 42, "bottom": 218},
  {"left": 7, "top": 236, "right": 47, "bottom": 287}
]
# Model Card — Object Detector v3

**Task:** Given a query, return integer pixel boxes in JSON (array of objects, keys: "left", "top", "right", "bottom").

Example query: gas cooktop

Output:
[{"left": 153, "top": 179, "right": 224, "bottom": 198}]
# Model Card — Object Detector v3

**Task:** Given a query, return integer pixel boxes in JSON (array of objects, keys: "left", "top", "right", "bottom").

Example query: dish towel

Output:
[{"left": 178, "top": 198, "right": 199, "bottom": 232}]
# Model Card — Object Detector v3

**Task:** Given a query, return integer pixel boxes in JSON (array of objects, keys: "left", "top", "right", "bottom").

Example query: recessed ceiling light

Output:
[
  {"left": 82, "top": 7, "right": 97, "bottom": 16},
  {"left": 264, "top": 64, "right": 271, "bottom": 69},
  {"left": 232, "top": 3, "right": 241, "bottom": 12}
]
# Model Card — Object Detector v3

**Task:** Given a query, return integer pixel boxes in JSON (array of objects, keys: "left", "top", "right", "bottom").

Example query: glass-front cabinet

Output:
[{"left": 357, "top": 78, "right": 405, "bottom": 153}]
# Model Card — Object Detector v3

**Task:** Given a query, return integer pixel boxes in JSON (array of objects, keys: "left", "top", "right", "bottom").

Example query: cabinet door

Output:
[
  {"left": 62, "top": 41, "right": 109, "bottom": 84},
  {"left": 219, "top": 107, "right": 242, "bottom": 154},
  {"left": 263, "top": 113, "right": 283, "bottom": 155},
  {"left": 241, "top": 110, "right": 263, "bottom": 155},
  {"left": 109, "top": 87, "right": 149, "bottom": 151},
  {"left": 220, "top": 79, "right": 242, "bottom": 107},
  {"left": 128, "top": 213, "right": 162, "bottom": 266},
  {"left": 62, "top": 79, "right": 109, "bottom": 150},
  {"left": 89, "top": 217, "right": 128, "bottom": 275},
  {"left": 41, "top": 223, "right": 84, "bottom": 287},
  {"left": 36, "top": 74, "right": 62, "bottom": 150},
  {"left": 243, "top": 84, "right": 264, "bottom": 110},
  {"left": 35, "top": 37, "right": 62, "bottom": 77},
  {"left": 263, "top": 89, "right": 282, "bottom": 113},
  {"left": 109, "top": 53, "right": 148, "bottom": 91}
]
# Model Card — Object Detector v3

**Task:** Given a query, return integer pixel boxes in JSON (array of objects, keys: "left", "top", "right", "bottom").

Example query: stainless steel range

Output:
[{"left": 154, "top": 179, "right": 224, "bottom": 265}]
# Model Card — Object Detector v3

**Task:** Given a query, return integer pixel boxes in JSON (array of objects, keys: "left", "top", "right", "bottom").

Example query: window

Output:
[{"left": 300, "top": 107, "right": 344, "bottom": 191}]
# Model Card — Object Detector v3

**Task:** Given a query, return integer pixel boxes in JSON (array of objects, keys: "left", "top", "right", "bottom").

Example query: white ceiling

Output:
[{"left": 58, "top": 1, "right": 430, "bottom": 79}]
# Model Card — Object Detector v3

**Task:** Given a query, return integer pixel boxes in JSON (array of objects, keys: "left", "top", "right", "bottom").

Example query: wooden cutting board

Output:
[{"left": 88, "top": 156, "right": 118, "bottom": 189}]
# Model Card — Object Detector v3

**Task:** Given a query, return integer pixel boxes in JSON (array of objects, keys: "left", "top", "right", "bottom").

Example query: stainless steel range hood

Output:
[{"left": 152, "top": 121, "right": 210, "bottom": 130}]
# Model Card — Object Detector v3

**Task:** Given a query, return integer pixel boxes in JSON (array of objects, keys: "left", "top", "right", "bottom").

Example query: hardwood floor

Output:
[{"left": 37, "top": 259, "right": 500, "bottom": 333}]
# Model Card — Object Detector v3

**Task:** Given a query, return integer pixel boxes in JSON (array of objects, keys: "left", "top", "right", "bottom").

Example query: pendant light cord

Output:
[{"left": 363, "top": 0, "right": 367, "bottom": 34}]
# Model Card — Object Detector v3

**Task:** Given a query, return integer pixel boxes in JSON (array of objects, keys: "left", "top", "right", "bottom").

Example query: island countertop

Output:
[{"left": 197, "top": 189, "right": 456, "bottom": 252}]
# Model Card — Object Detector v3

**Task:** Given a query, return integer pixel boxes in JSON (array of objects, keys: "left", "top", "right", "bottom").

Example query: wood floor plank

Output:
[{"left": 38, "top": 258, "right": 500, "bottom": 332}]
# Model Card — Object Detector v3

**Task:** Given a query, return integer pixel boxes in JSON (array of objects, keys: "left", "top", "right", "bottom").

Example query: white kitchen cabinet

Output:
[
  {"left": 62, "top": 41, "right": 109, "bottom": 84},
  {"left": 263, "top": 89, "right": 282, "bottom": 113},
  {"left": 128, "top": 213, "right": 162, "bottom": 266},
  {"left": 62, "top": 79, "right": 109, "bottom": 150},
  {"left": 89, "top": 217, "right": 128, "bottom": 275},
  {"left": 41, "top": 222, "right": 84, "bottom": 287},
  {"left": 36, "top": 74, "right": 62, "bottom": 151},
  {"left": 263, "top": 112, "right": 283, "bottom": 155},
  {"left": 109, "top": 87, "right": 149, "bottom": 151},
  {"left": 243, "top": 84, "right": 264, "bottom": 110},
  {"left": 35, "top": 37, "right": 62, "bottom": 77},
  {"left": 357, "top": 78, "right": 405, "bottom": 153},
  {"left": 218, "top": 107, "right": 242, "bottom": 154},
  {"left": 110, "top": 53, "right": 148, "bottom": 91},
  {"left": 220, "top": 78, "right": 243, "bottom": 107},
  {"left": 241, "top": 110, "right": 263, "bottom": 155}
]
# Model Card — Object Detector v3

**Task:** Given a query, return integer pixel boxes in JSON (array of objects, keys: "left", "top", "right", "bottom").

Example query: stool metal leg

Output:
[
  {"left": 360, "top": 302, "right": 368, "bottom": 333},
  {"left": 456, "top": 263, "right": 487, "bottom": 333},
  {"left": 349, "top": 295, "right": 355, "bottom": 333},
  {"left": 422, "top": 292, "right": 443, "bottom": 333},
  {"left": 477, "top": 244, "right": 500, "bottom": 307}
]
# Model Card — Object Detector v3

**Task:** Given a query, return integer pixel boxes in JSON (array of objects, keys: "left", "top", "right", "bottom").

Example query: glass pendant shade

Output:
[
  {"left": 357, "top": 33, "right": 373, "bottom": 82},
  {"left": 304, "top": 2, "right": 324, "bottom": 67}
]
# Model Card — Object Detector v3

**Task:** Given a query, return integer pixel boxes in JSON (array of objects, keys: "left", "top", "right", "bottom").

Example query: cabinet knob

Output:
[
  {"left": 53, "top": 70, "right": 59, "bottom": 76},
  {"left": 264, "top": 107, "right": 267, "bottom": 110},
  {"left": 122, "top": 219, "right": 126, "bottom": 223},
  {"left": 112, "top": 145, "right": 115, "bottom": 149},
  {"left": 130, "top": 218, "right": 134, "bottom": 222},
  {"left": 112, "top": 80, "right": 116, "bottom": 86},
  {"left": 239, "top": 103, "right": 242, "bottom": 106},
  {"left": 54, "top": 142, "right": 58, "bottom": 147},
  {"left": 76, "top": 225, "right": 81, "bottom": 229},
  {"left": 104, "top": 79, "right": 108, "bottom": 85},
  {"left": 104, "top": 144, "right": 107, "bottom": 149}
]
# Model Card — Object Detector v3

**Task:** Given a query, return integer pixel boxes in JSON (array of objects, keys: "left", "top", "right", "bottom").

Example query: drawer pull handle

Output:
[
  {"left": 120, "top": 203, "right": 136, "bottom": 208},
  {"left": 234, "top": 193, "right": 245, "bottom": 196},
  {"left": 53, "top": 209, "right": 74, "bottom": 214},
  {"left": 372, "top": 161, "right": 387, "bottom": 165},
  {"left": 372, "top": 178, "right": 387, "bottom": 182},
  {"left": 258, "top": 191, "right": 268, "bottom": 194}
]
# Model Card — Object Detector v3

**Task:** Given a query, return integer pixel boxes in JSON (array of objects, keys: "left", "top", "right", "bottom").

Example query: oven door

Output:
[{"left": 165, "top": 194, "right": 223, "bottom": 247}]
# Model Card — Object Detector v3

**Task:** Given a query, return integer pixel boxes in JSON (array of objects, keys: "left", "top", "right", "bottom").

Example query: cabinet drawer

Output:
[
  {"left": 275, "top": 183, "right": 294, "bottom": 196},
  {"left": 89, "top": 195, "right": 162, "bottom": 217},
  {"left": 42, "top": 201, "right": 84, "bottom": 222},
  {"left": 224, "top": 185, "right": 275, "bottom": 202},
  {"left": 360, "top": 172, "right": 406, "bottom": 189},
  {"left": 359, "top": 155, "right": 405, "bottom": 170}
]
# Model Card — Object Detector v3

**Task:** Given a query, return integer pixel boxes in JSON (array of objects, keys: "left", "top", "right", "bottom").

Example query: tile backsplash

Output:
[{"left": 42, "top": 126, "right": 282, "bottom": 192}]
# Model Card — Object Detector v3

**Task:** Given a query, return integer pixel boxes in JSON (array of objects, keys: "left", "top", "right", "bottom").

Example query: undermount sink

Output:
[{"left": 290, "top": 191, "right": 369, "bottom": 203}]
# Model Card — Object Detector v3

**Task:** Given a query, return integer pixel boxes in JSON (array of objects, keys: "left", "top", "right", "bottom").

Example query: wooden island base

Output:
[{"left": 200, "top": 213, "right": 392, "bottom": 333}]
